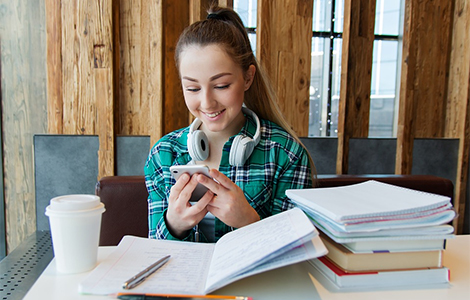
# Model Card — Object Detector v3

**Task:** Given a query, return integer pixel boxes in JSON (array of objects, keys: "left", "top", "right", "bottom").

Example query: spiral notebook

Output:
[{"left": 286, "top": 180, "right": 453, "bottom": 223}]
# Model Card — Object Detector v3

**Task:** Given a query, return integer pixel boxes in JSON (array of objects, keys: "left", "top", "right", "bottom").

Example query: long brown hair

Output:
[{"left": 175, "top": 6, "right": 317, "bottom": 184}]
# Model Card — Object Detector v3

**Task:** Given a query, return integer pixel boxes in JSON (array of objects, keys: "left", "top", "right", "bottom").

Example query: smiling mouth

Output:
[{"left": 204, "top": 109, "right": 225, "bottom": 118}]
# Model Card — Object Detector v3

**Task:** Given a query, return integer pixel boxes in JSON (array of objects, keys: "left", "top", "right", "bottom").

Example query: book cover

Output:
[
  {"left": 321, "top": 234, "right": 443, "bottom": 272},
  {"left": 342, "top": 238, "right": 447, "bottom": 253},
  {"left": 309, "top": 256, "right": 449, "bottom": 289}
]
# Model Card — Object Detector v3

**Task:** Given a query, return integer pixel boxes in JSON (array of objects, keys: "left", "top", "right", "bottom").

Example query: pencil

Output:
[{"left": 116, "top": 293, "right": 253, "bottom": 300}]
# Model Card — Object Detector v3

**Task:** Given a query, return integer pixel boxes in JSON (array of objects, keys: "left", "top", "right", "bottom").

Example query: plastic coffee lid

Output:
[{"left": 47, "top": 194, "right": 104, "bottom": 213}]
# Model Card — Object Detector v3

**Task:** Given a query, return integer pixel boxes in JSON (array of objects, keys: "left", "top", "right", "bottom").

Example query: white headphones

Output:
[{"left": 187, "top": 107, "right": 261, "bottom": 167}]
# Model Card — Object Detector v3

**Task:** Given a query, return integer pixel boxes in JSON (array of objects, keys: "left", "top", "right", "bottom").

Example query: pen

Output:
[
  {"left": 117, "top": 293, "right": 252, "bottom": 300},
  {"left": 122, "top": 255, "right": 171, "bottom": 290}
]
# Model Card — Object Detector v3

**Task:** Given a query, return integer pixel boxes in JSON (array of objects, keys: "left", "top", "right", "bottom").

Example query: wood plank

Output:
[
  {"left": 1, "top": 0, "right": 47, "bottom": 252},
  {"left": 336, "top": 0, "right": 376, "bottom": 174},
  {"left": 93, "top": 0, "right": 114, "bottom": 179},
  {"left": 116, "top": 0, "right": 143, "bottom": 135},
  {"left": 116, "top": 0, "right": 164, "bottom": 147},
  {"left": 95, "top": 68, "right": 115, "bottom": 179},
  {"left": 45, "top": 0, "right": 63, "bottom": 134},
  {"left": 256, "top": 0, "right": 313, "bottom": 137},
  {"left": 396, "top": 0, "right": 418, "bottom": 175},
  {"left": 162, "top": 0, "right": 190, "bottom": 135},
  {"left": 147, "top": 1, "right": 164, "bottom": 147},
  {"left": 413, "top": 0, "right": 453, "bottom": 138},
  {"left": 446, "top": 0, "right": 470, "bottom": 234},
  {"left": 396, "top": 0, "right": 454, "bottom": 174},
  {"left": 61, "top": 0, "right": 97, "bottom": 134}
]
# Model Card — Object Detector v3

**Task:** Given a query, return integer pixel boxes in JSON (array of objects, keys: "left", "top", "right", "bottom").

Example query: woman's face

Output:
[{"left": 179, "top": 44, "right": 255, "bottom": 137}]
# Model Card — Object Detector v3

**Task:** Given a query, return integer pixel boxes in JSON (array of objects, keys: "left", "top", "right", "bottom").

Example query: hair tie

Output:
[{"left": 207, "top": 13, "right": 219, "bottom": 20}]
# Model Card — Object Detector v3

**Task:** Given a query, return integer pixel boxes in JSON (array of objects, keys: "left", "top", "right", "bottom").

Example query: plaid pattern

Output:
[{"left": 144, "top": 114, "right": 313, "bottom": 241}]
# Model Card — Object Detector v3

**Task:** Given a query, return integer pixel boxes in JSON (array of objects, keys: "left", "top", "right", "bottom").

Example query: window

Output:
[
  {"left": 310, "top": 0, "right": 344, "bottom": 137},
  {"left": 369, "top": 0, "right": 402, "bottom": 137},
  {"left": 309, "top": 0, "right": 402, "bottom": 137},
  {"left": 234, "top": 0, "right": 403, "bottom": 138},
  {"left": 233, "top": 0, "right": 257, "bottom": 54}
]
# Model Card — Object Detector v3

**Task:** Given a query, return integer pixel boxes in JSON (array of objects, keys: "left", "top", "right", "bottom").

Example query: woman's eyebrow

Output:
[
  {"left": 182, "top": 72, "right": 233, "bottom": 83},
  {"left": 182, "top": 76, "right": 197, "bottom": 82},
  {"left": 210, "top": 72, "right": 232, "bottom": 81}
]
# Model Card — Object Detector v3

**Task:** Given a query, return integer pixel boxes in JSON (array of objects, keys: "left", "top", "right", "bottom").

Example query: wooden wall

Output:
[
  {"left": 0, "top": 0, "right": 48, "bottom": 253},
  {"left": 257, "top": 0, "right": 313, "bottom": 137},
  {"left": 2, "top": 0, "right": 470, "bottom": 252},
  {"left": 446, "top": 0, "right": 470, "bottom": 233}
]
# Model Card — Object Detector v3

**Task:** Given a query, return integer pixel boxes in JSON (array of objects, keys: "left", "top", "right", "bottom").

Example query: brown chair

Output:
[
  {"left": 96, "top": 174, "right": 454, "bottom": 246},
  {"left": 96, "top": 176, "right": 148, "bottom": 246}
]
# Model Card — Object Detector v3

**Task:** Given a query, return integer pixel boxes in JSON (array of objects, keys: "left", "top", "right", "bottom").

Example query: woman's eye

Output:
[
  {"left": 186, "top": 87, "right": 200, "bottom": 92},
  {"left": 215, "top": 84, "right": 230, "bottom": 90}
]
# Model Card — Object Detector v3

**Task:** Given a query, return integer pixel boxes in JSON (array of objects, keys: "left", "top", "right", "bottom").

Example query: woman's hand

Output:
[
  {"left": 166, "top": 173, "right": 214, "bottom": 238},
  {"left": 197, "top": 169, "right": 260, "bottom": 228}
]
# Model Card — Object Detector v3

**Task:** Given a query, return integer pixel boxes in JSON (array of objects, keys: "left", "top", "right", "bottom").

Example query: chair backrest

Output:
[
  {"left": 96, "top": 174, "right": 454, "bottom": 246},
  {"left": 96, "top": 176, "right": 148, "bottom": 246}
]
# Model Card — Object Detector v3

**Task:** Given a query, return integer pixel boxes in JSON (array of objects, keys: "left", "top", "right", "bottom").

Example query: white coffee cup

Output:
[{"left": 45, "top": 194, "right": 105, "bottom": 274}]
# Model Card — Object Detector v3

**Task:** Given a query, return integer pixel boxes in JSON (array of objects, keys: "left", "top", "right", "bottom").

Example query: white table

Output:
[{"left": 24, "top": 235, "right": 470, "bottom": 300}]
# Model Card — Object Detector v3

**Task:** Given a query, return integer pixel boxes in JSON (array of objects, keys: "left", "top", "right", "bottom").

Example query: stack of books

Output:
[{"left": 286, "top": 180, "right": 456, "bottom": 289}]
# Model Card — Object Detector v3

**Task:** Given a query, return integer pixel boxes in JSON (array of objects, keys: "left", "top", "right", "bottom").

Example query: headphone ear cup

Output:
[
  {"left": 229, "top": 135, "right": 255, "bottom": 167},
  {"left": 188, "top": 130, "right": 209, "bottom": 161}
]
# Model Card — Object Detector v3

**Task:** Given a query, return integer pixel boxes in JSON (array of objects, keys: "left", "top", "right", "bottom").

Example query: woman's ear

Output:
[{"left": 244, "top": 65, "right": 256, "bottom": 91}]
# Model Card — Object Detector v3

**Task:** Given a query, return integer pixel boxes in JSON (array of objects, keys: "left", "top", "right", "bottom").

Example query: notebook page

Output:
[
  {"left": 79, "top": 236, "right": 214, "bottom": 295},
  {"left": 286, "top": 180, "right": 451, "bottom": 222},
  {"left": 204, "top": 208, "right": 315, "bottom": 293}
]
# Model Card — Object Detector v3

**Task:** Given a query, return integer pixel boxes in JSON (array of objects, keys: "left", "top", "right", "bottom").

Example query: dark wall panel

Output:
[
  {"left": 348, "top": 138, "right": 396, "bottom": 174},
  {"left": 116, "top": 136, "right": 150, "bottom": 176},
  {"left": 412, "top": 139, "right": 459, "bottom": 185},
  {"left": 300, "top": 137, "right": 337, "bottom": 175},
  {"left": 34, "top": 135, "right": 99, "bottom": 231}
]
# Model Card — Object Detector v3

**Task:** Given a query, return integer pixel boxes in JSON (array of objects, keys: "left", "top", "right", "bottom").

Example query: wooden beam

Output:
[
  {"left": 93, "top": 0, "right": 115, "bottom": 178},
  {"left": 2, "top": 0, "right": 47, "bottom": 253},
  {"left": 396, "top": 0, "right": 418, "bottom": 175},
  {"left": 117, "top": 0, "right": 145, "bottom": 136},
  {"left": 413, "top": 1, "right": 453, "bottom": 139},
  {"left": 257, "top": 0, "right": 313, "bottom": 137},
  {"left": 396, "top": 0, "right": 454, "bottom": 175},
  {"left": 446, "top": 0, "right": 470, "bottom": 234},
  {"left": 95, "top": 68, "right": 115, "bottom": 179},
  {"left": 336, "top": 0, "right": 376, "bottom": 174},
  {"left": 143, "top": 0, "right": 164, "bottom": 147},
  {"left": 45, "top": 0, "right": 63, "bottom": 134},
  {"left": 162, "top": 1, "right": 190, "bottom": 136}
]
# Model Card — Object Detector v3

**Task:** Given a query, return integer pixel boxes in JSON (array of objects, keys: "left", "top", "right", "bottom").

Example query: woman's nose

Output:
[{"left": 200, "top": 89, "right": 216, "bottom": 108}]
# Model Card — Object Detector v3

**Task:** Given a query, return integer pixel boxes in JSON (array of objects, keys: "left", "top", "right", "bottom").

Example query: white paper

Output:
[
  {"left": 205, "top": 207, "right": 317, "bottom": 292},
  {"left": 79, "top": 208, "right": 325, "bottom": 296},
  {"left": 79, "top": 238, "right": 214, "bottom": 295},
  {"left": 286, "top": 180, "right": 452, "bottom": 222}
]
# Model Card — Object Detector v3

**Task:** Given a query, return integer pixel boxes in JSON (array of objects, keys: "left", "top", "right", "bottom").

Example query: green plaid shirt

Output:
[{"left": 144, "top": 114, "right": 313, "bottom": 241}]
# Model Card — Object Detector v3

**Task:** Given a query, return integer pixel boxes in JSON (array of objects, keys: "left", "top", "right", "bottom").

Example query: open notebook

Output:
[{"left": 79, "top": 208, "right": 328, "bottom": 295}]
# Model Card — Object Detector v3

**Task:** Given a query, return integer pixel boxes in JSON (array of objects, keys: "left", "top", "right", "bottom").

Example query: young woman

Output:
[{"left": 144, "top": 5, "right": 316, "bottom": 242}]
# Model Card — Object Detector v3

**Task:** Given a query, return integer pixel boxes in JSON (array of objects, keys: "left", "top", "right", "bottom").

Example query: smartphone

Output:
[{"left": 170, "top": 165, "right": 212, "bottom": 202}]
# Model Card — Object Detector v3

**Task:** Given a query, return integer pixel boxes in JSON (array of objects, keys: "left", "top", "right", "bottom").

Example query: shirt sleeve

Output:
[{"left": 144, "top": 143, "right": 194, "bottom": 241}]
